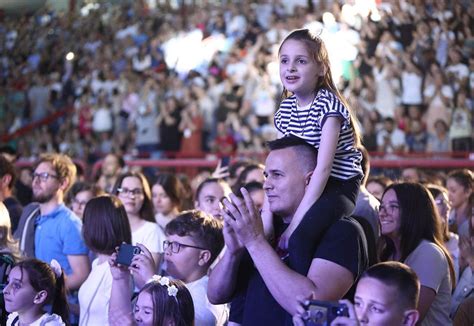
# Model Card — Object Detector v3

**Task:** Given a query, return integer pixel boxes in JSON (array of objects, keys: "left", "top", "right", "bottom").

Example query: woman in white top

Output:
[
  {"left": 378, "top": 182, "right": 455, "bottom": 326},
  {"left": 113, "top": 172, "right": 165, "bottom": 266},
  {"left": 78, "top": 195, "right": 132, "bottom": 326}
]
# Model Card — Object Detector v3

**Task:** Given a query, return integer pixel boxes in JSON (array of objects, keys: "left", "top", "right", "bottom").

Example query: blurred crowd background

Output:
[{"left": 0, "top": 0, "right": 472, "bottom": 165}]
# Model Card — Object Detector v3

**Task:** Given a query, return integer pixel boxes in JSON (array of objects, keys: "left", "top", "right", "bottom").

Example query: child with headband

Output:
[{"left": 3, "top": 259, "right": 69, "bottom": 326}]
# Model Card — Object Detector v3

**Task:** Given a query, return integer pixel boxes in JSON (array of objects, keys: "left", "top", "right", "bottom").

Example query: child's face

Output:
[
  {"left": 164, "top": 234, "right": 207, "bottom": 283},
  {"left": 3, "top": 267, "right": 38, "bottom": 314},
  {"left": 135, "top": 291, "right": 154, "bottom": 326},
  {"left": 354, "top": 277, "right": 407, "bottom": 325},
  {"left": 279, "top": 39, "right": 322, "bottom": 99},
  {"left": 195, "top": 182, "right": 226, "bottom": 219}
]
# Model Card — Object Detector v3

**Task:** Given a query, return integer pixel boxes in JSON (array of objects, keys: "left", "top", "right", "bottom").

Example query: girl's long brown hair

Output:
[{"left": 279, "top": 29, "right": 362, "bottom": 148}]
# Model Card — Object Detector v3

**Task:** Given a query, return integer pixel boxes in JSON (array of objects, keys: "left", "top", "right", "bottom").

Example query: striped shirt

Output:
[{"left": 274, "top": 88, "right": 363, "bottom": 180}]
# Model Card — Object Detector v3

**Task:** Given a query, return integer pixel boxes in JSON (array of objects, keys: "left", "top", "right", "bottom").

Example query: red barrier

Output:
[{"left": 1, "top": 107, "right": 73, "bottom": 142}]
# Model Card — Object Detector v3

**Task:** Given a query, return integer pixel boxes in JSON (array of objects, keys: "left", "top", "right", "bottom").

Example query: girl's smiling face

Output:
[
  {"left": 3, "top": 266, "right": 38, "bottom": 314},
  {"left": 378, "top": 189, "right": 402, "bottom": 239},
  {"left": 279, "top": 39, "right": 323, "bottom": 104}
]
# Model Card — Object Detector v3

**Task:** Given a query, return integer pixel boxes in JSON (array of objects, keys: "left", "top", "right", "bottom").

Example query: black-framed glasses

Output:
[
  {"left": 117, "top": 187, "right": 144, "bottom": 197},
  {"left": 379, "top": 203, "right": 400, "bottom": 215},
  {"left": 163, "top": 240, "right": 207, "bottom": 254},
  {"left": 72, "top": 198, "right": 88, "bottom": 207},
  {"left": 32, "top": 172, "right": 59, "bottom": 182}
]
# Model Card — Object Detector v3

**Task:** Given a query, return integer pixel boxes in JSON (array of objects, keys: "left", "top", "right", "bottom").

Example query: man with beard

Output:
[{"left": 14, "top": 153, "right": 90, "bottom": 291}]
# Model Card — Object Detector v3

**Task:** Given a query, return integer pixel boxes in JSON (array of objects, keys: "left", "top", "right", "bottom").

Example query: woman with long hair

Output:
[
  {"left": 112, "top": 172, "right": 164, "bottom": 267},
  {"left": 378, "top": 182, "right": 454, "bottom": 325}
]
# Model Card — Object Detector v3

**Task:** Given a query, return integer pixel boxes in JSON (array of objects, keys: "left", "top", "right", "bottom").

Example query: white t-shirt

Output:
[
  {"left": 186, "top": 276, "right": 229, "bottom": 326},
  {"left": 401, "top": 72, "right": 423, "bottom": 105},
  {"left": 7, "top": 313, "right": 65, "bottom": 326},
  {"left": 78, "top": 258, "right": 113, "bottom": 326},
  {"left": 132, "top": 221, "right": 165, "bottom": 253}
]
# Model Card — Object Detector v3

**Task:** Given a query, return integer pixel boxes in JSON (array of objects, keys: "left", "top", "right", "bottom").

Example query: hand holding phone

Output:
[
  {"left": 303, "top": 300, "right": 349, "bottom": 326},
  {"left": 116, "top": 244, "right": 142, "bottom": 266}
]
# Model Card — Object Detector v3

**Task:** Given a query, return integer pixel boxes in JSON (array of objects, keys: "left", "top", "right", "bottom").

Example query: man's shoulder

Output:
[{"left": 325, "top": 217, "right": 364, "bottom": 238}]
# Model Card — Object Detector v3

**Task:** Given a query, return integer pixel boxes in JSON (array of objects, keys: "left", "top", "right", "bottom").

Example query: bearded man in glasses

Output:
[{"left": 14, "top": 153, "right": 90, "bottom": 293}]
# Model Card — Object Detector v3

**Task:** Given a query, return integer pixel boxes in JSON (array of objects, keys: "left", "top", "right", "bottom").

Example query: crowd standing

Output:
[
  {"left": 0, "top": 0, "right": 473, "bottom": 326},
  {"left": 0, "top": 0, "right": 472, "bottom": 161}
]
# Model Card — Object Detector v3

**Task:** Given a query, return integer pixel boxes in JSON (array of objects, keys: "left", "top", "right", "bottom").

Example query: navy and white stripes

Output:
[{"left": 274, "top": 88, "right": 363, "bottom": 180}]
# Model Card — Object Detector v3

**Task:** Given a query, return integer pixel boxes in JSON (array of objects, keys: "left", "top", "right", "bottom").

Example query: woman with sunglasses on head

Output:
[
  {"left": 378, "top": 182, "right": 455, "bottom": 326},
  {"left": 112, "top": 172, "right": 165, "bottom": 269}
]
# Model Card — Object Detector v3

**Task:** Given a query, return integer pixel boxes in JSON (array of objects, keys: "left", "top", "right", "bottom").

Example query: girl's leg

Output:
[{"left": 288, "top": 177, "right": 360, "bottom": 274}]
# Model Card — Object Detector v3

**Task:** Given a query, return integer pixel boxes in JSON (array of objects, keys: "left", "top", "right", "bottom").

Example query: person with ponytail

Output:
[{"left": 3, "top": 258, "right": 69, "bottom": 325}]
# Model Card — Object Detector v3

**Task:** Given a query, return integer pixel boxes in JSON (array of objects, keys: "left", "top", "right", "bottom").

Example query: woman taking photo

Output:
[{"left": 378, "top": 182, "right": 454, "bottom": 325}]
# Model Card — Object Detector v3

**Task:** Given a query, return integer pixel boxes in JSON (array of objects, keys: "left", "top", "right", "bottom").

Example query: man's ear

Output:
[
  {"left": 402, "top": 309, "right": 420, "bottom": 326},
  {"left": 0, "top": 174, "right": 12, "bottom": 188},
  {"left": 198, "top": 250, "right": 211, "bottom": 267},
  {"left": 304, "top": 171, "right": 313, "bottom": 186},
  {"left": 33, "top": 290, "right": 48, "bottom": 305},
  {"left": 59, "top": 177, "right": 70, "bottom": 192}
]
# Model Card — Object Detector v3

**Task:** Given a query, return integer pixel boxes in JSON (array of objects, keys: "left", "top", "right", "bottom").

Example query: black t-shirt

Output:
[{"left": 238, "top": 217, "right": 367, "bottom": 326}]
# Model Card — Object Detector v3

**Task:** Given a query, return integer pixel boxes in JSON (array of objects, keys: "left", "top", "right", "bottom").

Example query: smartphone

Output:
[
  {"left": 303, "top": 300, "right": 349, "bottom": 326},
  {"left": 221, "top": 156, "right": 231, "bottom": 168},
  {"left": 116, "top": 244, "right": 142, "bottom": 266}
]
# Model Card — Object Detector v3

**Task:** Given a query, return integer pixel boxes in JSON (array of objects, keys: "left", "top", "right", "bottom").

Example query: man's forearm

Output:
[
  {"left": 207, "top": 249, "right": 243, "bottom": 304},
  {"left": 246, "top": 236, "right": 317, "bottom": 315}
]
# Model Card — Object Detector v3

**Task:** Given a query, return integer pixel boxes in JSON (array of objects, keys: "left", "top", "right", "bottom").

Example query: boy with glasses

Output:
[{"left": 131, "top": 210, "right": 227, "bottom": 326}]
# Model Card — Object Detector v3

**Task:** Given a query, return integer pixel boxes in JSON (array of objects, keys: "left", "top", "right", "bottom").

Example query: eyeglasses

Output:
[
  {"left": 32, "top": 172, "right": 59, "bottom": 182},
  {"left": 117, "top": 187, "right": 144, "bottom": 197},
  {"left": 72, "top": 199, "right": 88, "bottom": 207},
  {"left": 163, "top": 240, "right": 207, "bottom": 254},
  {"left": 379, "top": 203, "right": 400, "bottom": 215}
]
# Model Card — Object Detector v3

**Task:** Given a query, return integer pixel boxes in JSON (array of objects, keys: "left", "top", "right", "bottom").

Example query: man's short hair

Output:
[
  {"left": 362, "top": 262, "right": 420, "bottom": 310},
  {"left": 0, "top": 155, "right": 16, "bottom": 189},
  {"left": 34, "top": 153, "right": 76, "bottom": 194},
  {"left": 267, "top": 135, "right": 317, "bottom": 173},
  {"left": 165, "top": 210, "right": 224, "bottom": 265}
]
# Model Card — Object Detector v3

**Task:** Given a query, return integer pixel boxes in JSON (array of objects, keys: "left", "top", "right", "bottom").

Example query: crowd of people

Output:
[
  {"left": 0, "top": 144, "right": 472, "bottom": 326},
  {"left": 0, "top": 0, "right": 472, "bottom": 163},
  {"left": 0, "top": 0, "right": 473, "bottom": 326}
]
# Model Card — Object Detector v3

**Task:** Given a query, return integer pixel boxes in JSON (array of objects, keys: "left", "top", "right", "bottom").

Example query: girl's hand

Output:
[
  {"left": 129, "top": 243, "right": 157, "bottom": 290},
  {"left": 278, "top": 222, "right": 297, "bottom": 250},
  {"left": 109, "top": 248, "right": 130, "bottom": 281}
]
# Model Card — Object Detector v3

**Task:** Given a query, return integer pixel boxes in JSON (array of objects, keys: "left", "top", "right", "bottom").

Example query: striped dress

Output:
[{"left": 274, "top": 88, "right": 363, "bottom": 180}]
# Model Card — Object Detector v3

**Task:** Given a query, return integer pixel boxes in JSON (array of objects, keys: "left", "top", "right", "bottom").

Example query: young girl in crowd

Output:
[
  {"left": 152, "top": 173, "right": 183, "bottom": 230},
  {"left": 274, "top": 29, "right": 363, "bottom": 273},
  {"left": 108, "top": 248, "right": 194, "bottom": 326},
  {"left": 3, "top": 258, "right": 69, "bottom": 326},
  {"left": 78, "top": 195, "right": 132, "bottom": 326},
  {"left": 378, "top": 182, "right": 454, "bottom": 325},
  {"left": 113, "top": 172, "right": 165, "bottom": 268}
]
